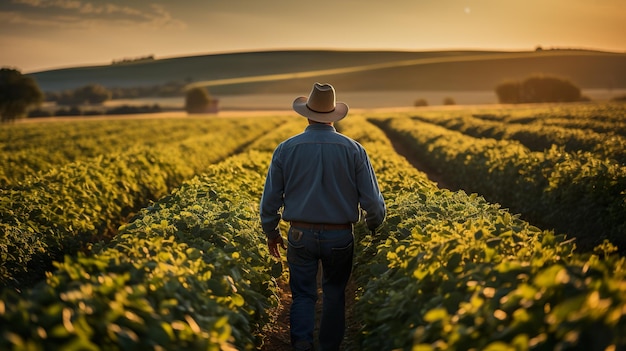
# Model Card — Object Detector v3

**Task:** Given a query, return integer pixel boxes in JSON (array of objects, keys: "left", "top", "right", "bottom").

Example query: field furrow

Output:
[{"left": 369, "top": 114, "right": 626, "bottom": 253}]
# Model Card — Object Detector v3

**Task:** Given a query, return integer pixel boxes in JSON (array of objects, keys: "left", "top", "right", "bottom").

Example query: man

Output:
[{"left": 260, "top": 82, "right": 386, "bottom": 351}]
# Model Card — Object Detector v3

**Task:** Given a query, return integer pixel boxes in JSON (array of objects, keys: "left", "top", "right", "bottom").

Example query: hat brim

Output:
[{"left": 292, "top": 96, "right": 349, "bottom": 123}]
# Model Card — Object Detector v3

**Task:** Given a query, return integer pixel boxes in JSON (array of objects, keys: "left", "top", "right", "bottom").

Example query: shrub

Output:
[
  {"left": 27, "top": 108, "right": 53, "bottom": 118},
  {"left": 55, "top": 106, "right": 82, "bottom": 116},
  {"left": 106, "top": 104, "right": 161, "bottom": 115},
  {"left": 443, "top": 97, "right": 456, "bottom": 105},
  {"left": 521, "top": 76, "right": 581, "bottom": 102},
  {"left": 185, "top": 86, "right": 218, "bottom": 114},
  {"left": 495, "top": 75, "right": 582, "bottom": 103},
  {"left": 495, "top": 81, "right": 521, "bottom": 104},
  {"left": 414, "top": 98, "right": 428, "bottom": 107}
]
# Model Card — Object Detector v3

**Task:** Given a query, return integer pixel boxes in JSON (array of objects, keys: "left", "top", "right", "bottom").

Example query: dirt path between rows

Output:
[
  {"left": 385, "top": 136, "right": 456, "bottom": 190},
  {"left": 260, "top": 269, "right": 360, "bottom": 351},
  {"left": 260, "top": 277, "right": 292, "bottom": 350}
]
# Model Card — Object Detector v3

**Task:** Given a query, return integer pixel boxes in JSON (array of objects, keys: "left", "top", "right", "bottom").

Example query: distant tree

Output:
[
  {"left": 443, "top": 97, "right": 456, "bottom": 105},
  {"left": 521, "top": 76, "right": 581, "bottom": 103},
  {"left": 414, "top": 98, "right": 428, "bottom": 107},
  {"left": 0, "top": 68, "right": 44, "bottom": 122},
  {"left": 54, "top": 91, "right": 75, "bottom": 105},
  {"left": 106, "top": 104, "right": 162, "bottom": 115},
  {"left": 76, "top": 84, "right": 111, "bottom": 104},
  {"left": 55, "top": 106, "right": 82, "bottom": 116},
  {"left": 495, "top": 81, "right": 521, "bottom": 104},
  {"left": 495, "top": 75, "right": 582, "bottom": 103},
  {"left": 55, "top": 84, "right": 111, "bottom": 106},
  {"left": 27, "top": 108, "right": 53, "bottom": 118},
  {"left": 105, "top": 81, "right": 187, "bottom": 100},
  {"left": 185, "top": 86, "right": 218, "bottom": 114}
]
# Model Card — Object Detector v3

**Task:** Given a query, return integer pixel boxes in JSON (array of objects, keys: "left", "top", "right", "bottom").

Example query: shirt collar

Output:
[{"left": 305, "top": 124, "right": 336, "bottom": 132}]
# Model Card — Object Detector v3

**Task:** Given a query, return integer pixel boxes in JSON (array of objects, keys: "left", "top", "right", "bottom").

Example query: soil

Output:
[
  {"left": 259, "top": 278, "right": 292, "bottom": 350},
  {"left": 259, "top": 269, "right": 360, "bottom": 351},
  {"left": 384, "top": 129, "right": 458, "bottom": 191}
]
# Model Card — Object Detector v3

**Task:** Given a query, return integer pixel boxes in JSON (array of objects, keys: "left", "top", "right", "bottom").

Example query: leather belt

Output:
[{"left": 290, "top": 221, "right": 352, "bottom": 230}]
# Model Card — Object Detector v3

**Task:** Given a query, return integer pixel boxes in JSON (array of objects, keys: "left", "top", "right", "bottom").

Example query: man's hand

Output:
[{"left": 268, "top": 235, "right": 286, "bottom": 258}]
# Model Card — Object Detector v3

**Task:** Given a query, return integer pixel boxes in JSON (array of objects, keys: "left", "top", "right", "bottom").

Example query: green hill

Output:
[{"left": 27, "top": 49, "right": 626, "bottom": 95}]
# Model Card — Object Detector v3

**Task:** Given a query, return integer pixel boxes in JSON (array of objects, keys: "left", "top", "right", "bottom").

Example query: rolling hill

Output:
[{"left": 27, "top": 49, "right": 626, "bottom": 95}]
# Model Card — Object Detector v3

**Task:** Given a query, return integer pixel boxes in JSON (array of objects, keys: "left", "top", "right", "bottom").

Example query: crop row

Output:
[
  {"left": 0, "top": 149, "right": 280, "bottom": 350},
  {"left": 1, "top": 114, "right": 624, "bottom": 350},
  {"left": 370, "top": 115, "right": 626, "bottom": 253},
  {"left": 0, "top": 117, "right": 254, "bottom": 186},
  {"left": 466, "top": 103, "right": 626, "bottom": 137},
  {"left": 408, "top": 105, "right": 626, "bottom": 165},
  {"left": 0, "top": 116, "right": 287, "bottom": 288},
  {"left": 340, "top": 115, "right": 626, "bottom": 350},
  {"left": 0, "top": 117, "right": 309, "bottom": 350}
]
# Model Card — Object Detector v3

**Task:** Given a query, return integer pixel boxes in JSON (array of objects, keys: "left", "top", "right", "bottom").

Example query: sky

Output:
[{"left": 1, "top": 0, "right": 624, "bottom": 73}]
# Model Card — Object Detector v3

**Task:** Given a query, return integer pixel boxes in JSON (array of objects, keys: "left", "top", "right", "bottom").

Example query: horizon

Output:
[{"left": 1, "top": 0, "right": 625, "bottom": 73}]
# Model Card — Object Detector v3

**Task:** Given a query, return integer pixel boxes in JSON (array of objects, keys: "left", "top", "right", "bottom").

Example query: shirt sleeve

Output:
[
  {"left": 356, "top": 149, "right": 386, "bottom": 231},
  {"left": 260, "top": 145, "right": 284, "bottom": 237}
]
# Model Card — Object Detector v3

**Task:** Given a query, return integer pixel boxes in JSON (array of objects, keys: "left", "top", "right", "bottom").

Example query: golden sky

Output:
[{"left": 1, "top": 0, "right": 624, "bottom": 73}]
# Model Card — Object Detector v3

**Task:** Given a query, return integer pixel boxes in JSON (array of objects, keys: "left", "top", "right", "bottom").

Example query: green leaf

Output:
[
  {"left": 423, "top": 308, "right": 449, "bottom": 323},
  {"left": 534, "top": 265, "right": 568, "bottom": 288}
]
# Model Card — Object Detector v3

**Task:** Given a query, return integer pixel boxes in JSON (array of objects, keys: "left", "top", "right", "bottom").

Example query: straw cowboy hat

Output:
[{"left": 293, "top": 83, "right": 349, "bottom": 123}]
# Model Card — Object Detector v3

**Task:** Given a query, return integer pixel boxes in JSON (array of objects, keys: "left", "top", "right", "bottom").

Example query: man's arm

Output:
[
  {"left": 260, "top": 149, "right": 287, "bottom": 258},
  {"left": 260, "top": 148, "right": 285, "bottom": 238},
  {"left": 357, "top": 151, "right": 386, "bottom": 232}
]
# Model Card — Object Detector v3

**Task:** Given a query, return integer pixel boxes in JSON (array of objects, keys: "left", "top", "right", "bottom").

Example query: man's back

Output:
[{"left": 261, "top": 123, "right": 385, "bottom": 234}]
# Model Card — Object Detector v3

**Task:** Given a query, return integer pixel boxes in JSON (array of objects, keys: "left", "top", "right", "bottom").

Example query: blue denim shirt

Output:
[{"left": 260, "top": 123, "right": 386, "bottom": 238}]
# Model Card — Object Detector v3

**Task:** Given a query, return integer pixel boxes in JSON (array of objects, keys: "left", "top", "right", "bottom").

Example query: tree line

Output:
[
  {"left": 2, "top": 67, "right": 625, "bottom": 123},
  {"left": 0, "top": 67, "right": 221, "bottom": 122},
  {"left": 45, "top": 81, "right": 189, "bottom": 105},
  {"left": 28, "top": 104, "right": 163, "bottom": 118}
]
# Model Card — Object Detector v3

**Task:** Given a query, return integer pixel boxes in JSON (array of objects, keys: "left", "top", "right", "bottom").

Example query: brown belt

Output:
[{"left": 290, "top": 221, "right": 352, "bottom": 230}]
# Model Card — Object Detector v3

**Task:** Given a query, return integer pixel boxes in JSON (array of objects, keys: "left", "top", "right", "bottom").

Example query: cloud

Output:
[
  {"left": 3, "top": 0, "right": 187, "bottom": 29},
  {"left": 0, "top": 10, "right": 70, "bottom": 27}
]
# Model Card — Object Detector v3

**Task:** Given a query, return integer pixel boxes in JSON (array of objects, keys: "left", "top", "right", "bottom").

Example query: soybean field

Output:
[{"left": 1, "top": 103, "right": 625, "bottom": 350}]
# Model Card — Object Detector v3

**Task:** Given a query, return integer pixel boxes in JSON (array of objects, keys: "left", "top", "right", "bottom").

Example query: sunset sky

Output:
[{"left": 1, "top": 0, "right": 624, "bottom": 73}]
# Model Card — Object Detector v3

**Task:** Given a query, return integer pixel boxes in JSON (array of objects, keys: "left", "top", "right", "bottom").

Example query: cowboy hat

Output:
[{"left": 293, "top": 83, "right": 349, "bottom": 123}]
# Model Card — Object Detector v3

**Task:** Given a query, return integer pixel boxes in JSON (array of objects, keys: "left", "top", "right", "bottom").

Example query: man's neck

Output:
[{"left": 308, "top": 119, "right": 333, "bottom": 126}]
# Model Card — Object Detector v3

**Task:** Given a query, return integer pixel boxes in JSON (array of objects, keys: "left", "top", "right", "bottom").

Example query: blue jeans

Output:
[{"left": 287, "top": 225, "right": 354, "bottom": 351}]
